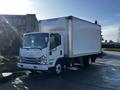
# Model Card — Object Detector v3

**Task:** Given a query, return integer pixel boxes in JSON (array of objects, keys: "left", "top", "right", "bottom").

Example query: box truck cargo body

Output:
[
  {"left": 39, "top": 16, "right": 101, "bottom": 57},
  {"left": 18, "top": 16, "right": 101, "bottom": 74}
]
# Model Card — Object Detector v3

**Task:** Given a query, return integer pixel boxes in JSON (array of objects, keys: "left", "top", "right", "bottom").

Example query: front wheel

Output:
[{"left": 54, "top": 61, "right": 64, "bottom": 74}]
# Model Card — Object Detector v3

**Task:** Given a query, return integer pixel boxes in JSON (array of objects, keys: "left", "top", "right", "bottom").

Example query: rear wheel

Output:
[
  {"left": 91, "top": 55, "right": 97, "bottom": 63},
  {"left": 82, "top": 56, "right": 90, "bottom": 67}
]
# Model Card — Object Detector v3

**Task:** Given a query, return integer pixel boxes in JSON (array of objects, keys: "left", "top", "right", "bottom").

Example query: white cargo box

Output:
[{"left": 39, "top": 16, "right": 101, "bottom": 58}]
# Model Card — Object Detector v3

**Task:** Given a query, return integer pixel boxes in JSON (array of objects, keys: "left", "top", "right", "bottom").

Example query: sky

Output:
[{"left": 0, "top": 0, "right": 119, "bottom": 42}]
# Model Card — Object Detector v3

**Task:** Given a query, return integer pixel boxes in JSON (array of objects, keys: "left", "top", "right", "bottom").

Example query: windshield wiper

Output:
[{"left": 23, "top": 47, "right": 42, "bottom": 50}]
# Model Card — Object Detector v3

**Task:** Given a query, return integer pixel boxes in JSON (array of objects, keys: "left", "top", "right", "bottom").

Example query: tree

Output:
[
  {"left": 105, "top": 40, "right": 108, "bottom": 43},
  {"left": 0, "top": 16, "right": 21, "bottom": 57},
  {"left": 109, "top": 40, "right": 114, "bottom": 43}
]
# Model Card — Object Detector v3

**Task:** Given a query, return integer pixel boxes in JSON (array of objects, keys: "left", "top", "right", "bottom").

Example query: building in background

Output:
[{"left": 0, "top": 14, "right": 38, "bottom": 33}]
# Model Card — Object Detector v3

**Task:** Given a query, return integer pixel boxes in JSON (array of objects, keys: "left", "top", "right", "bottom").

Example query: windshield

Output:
[{"left": 22, "top": 33, "right": 49, "bottom": 49}]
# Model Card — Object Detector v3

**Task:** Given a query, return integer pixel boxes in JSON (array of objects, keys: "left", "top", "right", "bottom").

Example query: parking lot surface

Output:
[{"left": 0, "top": 51, "right": 120, "bottom": 90}]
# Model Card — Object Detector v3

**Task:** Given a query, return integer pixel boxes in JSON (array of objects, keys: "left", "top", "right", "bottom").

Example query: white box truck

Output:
[{"left": 18, "top": 16, "right": 102, "bottom": 74}]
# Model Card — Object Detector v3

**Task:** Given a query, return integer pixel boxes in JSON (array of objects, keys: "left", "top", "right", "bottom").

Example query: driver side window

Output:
[{"left": 50, "top": 33, "right": 61, "bottom": 50}]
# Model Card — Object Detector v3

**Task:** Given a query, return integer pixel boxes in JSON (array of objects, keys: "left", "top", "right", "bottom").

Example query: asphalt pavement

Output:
[{"left": 0, "top": 51, "right": 120, "bottom": 90}]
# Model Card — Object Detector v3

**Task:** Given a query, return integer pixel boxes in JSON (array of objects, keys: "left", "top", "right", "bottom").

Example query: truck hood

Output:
[{"left": 20, "top": 48, "right": 47, "bottom": 58}]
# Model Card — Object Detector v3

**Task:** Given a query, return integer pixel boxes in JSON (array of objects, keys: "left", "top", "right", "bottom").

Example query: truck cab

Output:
[{"left": 18, "top": 32, "right": 64, "bottom": 74}]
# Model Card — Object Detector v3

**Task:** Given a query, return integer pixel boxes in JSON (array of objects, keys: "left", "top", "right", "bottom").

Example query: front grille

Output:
[{"left": 21, "top": 57, "right": 41, "bottom": 64}]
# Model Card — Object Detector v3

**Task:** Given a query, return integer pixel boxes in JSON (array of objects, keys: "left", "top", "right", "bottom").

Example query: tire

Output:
[
  {"left": 91, "top": 55, "right": 97, "bottom": 63},
  {"left": 54, "top": 61, "right": 64, "bottom": 75},
  {"left": 82, "top": 56, "right": 90, "bottom": 67}
]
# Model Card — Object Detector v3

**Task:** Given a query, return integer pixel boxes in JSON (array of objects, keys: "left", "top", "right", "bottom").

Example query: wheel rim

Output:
[{"left": 56, "top": 64, "right": 62, "bottom": 74}]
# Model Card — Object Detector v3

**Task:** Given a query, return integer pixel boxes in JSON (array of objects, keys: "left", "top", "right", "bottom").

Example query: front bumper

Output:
[{"left": 17, "top": 63, "right": 49, "bottom": 70}]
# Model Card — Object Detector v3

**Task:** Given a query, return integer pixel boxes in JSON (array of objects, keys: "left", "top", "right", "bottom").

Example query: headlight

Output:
[
  {"left": 40, "top": 55, "right": 47, "bottom": 64},
  {"left": 40, "top": 55, "right": 47, "bottom": 60}
]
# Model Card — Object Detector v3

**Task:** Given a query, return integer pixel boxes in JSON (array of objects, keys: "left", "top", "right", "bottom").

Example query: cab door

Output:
[{"left": 48, "top": 33, "right": 64, "bottom": 66}]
